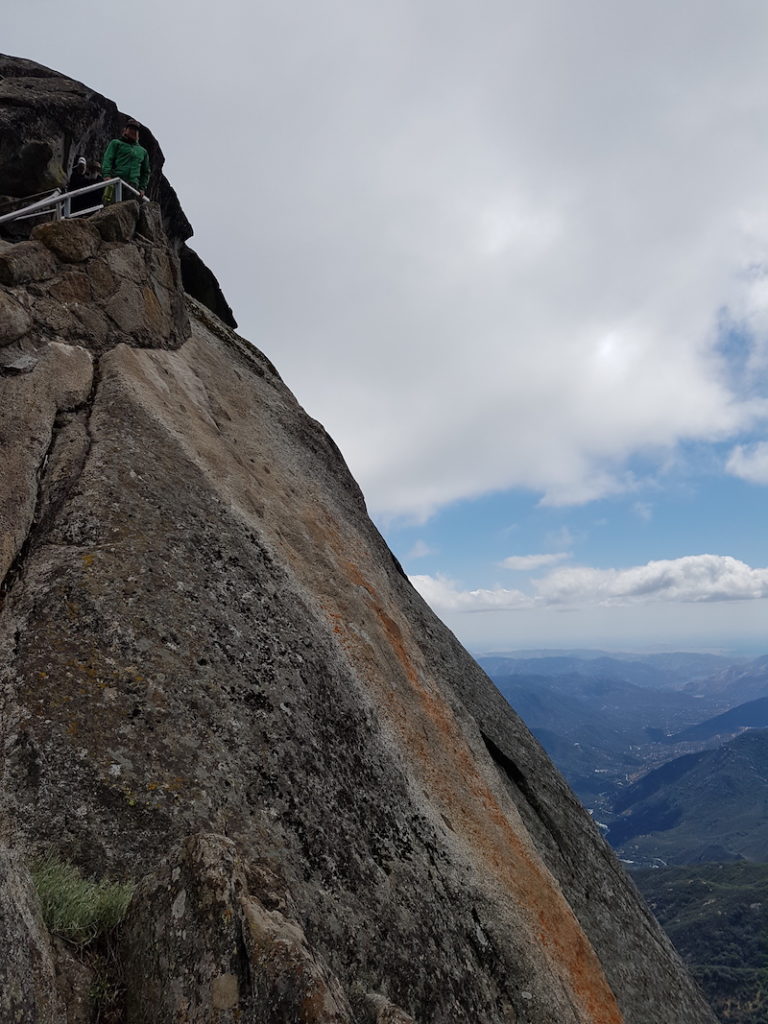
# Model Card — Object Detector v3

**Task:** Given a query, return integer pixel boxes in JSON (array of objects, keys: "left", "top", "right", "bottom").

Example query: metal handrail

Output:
[
  {"left": 0, "top": 187, "right": 64, "bottom": 213},
  {"left": 0, "top": 178, "right": 147, "bottom": 226},
  {"left": 0, "top": 188, "right": 62, "bottom": 225}
]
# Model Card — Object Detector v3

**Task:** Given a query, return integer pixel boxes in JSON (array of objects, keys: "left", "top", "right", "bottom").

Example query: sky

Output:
[{"left": 6, "top": 1, "right": 768, "bottom": 654}]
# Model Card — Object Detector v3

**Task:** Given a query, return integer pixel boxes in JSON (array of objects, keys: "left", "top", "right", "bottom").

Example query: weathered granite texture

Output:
[
  {"left": 0, "top": 845, "right": 64, "bottom": 1023},
  {"left": 0, "top": 53, "right": 235, "bottom": 326},
  {"left": 0, "top": 251, "right": 718, "bottom": 1024},
  {"left": 121, "top": 833, "right": 357, "bottom": 1023},
  {"left": 0, "top": 67, "right": 718, "bottom": 1024}
]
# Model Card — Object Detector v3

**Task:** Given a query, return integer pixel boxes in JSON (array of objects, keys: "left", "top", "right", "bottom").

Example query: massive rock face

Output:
[{"left": 0, "top": 70, "right": 718, "bottom": 1024}]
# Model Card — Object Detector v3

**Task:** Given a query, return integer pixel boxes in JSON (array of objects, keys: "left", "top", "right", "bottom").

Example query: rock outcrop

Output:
[
  {"left": 0, "top": 67, "right": 719, "bottom": 1024},
  {"left": 0, "top": 846, "right": 64, "bottom": 1023},
  {"left": 0, "top": 54, "right": 235, "bottom": 327}
]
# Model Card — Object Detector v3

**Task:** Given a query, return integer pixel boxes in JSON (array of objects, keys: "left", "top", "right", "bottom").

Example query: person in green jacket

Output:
[{"left": 102, "top": 118, "right": 150, "bottom": 203}]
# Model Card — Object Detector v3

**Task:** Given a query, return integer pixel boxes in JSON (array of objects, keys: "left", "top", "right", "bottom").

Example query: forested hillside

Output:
[{"left": 635, "top": 864, "right": 768, "bottom": 1024}]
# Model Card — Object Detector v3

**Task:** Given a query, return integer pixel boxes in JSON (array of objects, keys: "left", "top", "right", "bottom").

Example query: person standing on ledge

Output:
[
  {"left": 67, "top": 156, "right": 92, "bottom": 212},
  {"left": 102, "top": 117, "right": 150, "bottom": 203}
]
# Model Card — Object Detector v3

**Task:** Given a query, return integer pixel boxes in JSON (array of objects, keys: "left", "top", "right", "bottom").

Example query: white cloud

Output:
[
  {"left": 414, "top": 555, "right": 768, "bottom": 616},
  {"left": 534, "top": 555, "right": 768, "bottom": 606},
  {"left": 406, "top": 539, "right": 437, "bottom": 559},
  {"left": 238, "top": 0, "right": 768, "bottom": 519},
  {"left": 501, "top": 552, "right": 570, "bottom": 571},
  {"left": 409, "top": 574, "right": 532, "bottom": 612},
  {"left": 726, "top": 441, "right": 768, "bottom": 484}
]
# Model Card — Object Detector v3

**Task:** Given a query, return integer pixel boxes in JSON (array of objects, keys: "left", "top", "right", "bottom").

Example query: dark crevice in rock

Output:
[
  {"left": 481, "top": 731, "right": 568, "bottom": 855},
  {"left": 389, "top": 549, "right": 409, "bottom": 582},
  {"left": 0, "top": 427, "right": 58, "bottom": 604},
  {"left": 0, "top": 355, "right": 101, "bottom": 606},
  {"left": 0, "top": 353, "right": 38, "bottom": 376},
  {"left": 179, "top": 244, "right": 236, "bottom": 328},
  {"left": 234, "top": 914, "right": 255, "bottom": 1006}
]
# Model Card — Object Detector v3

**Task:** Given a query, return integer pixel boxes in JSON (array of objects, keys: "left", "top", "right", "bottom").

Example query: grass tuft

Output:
[{"left": 31, "top": 855, "right": 135, "bottom": 946}]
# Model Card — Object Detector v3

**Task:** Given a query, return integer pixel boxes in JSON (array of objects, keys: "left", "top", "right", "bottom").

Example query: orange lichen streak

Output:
[
  {"left": 289, "top": 505, "right": 624, "bottom": 1024},
  {"left": 124, "top": 334, "right": 625, "bottom": 1022}
]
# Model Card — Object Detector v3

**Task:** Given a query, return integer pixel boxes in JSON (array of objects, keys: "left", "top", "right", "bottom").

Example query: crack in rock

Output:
[{"left": 0, "top": 353, "right": 101, "bottom": 606}]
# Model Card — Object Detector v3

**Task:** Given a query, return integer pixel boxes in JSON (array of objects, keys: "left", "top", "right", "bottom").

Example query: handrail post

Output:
[
  {"left": 62, "top": 195, "right": 71, "bottom": 218},
  {"left": 115, "top": 180, "right": 123, "bottom": 203}
]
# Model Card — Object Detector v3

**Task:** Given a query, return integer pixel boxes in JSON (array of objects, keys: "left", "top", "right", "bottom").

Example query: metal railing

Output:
[{"left": 0, "top": 178, "right": 148, "bottom": 226}]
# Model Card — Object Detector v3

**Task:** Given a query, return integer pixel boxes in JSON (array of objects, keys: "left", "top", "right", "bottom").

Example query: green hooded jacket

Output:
[{"left": 102, "top": 137, "right": 150, "bottom": 192}]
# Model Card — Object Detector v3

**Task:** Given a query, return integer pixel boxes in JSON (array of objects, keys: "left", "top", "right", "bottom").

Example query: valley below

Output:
[{"left": 480, "top": 649, "right": 768, "bottom": 1023}]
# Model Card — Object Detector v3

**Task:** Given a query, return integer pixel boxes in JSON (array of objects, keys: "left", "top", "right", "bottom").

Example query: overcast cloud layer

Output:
[
  {"left": 6, "top": 2, "right": 768, "bottom": 648},
  {"left": 217, "top": 0, "right": 768, "bottom": 520},
  {"left": 8, "top": 2, "right": 768, "bottom": 519}
]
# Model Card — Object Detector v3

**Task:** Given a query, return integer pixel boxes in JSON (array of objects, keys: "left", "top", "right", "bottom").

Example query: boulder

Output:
[
  {"left": 48, "top": 271, "right": 92, "bottom": 303},
  {"left": 0, "top": 239, "right": 59, "bottom": 284},
  {"left": 101, "top": 279, "right": 150, "bottom": 334},
  {"left": 85, "top": 256, "right": 118, "bottom": 300},
  {"left": 0, "top": 289, "right": 31, "bottom": 345},
  {"left": 90, "top": 200, "right": 140, "bottom": 243},
  {"left": 32, "top": 219, "right": 101, "bottom": 262},
  {"left": 102, "top": 242, "right": 147, "bottom": 284}
]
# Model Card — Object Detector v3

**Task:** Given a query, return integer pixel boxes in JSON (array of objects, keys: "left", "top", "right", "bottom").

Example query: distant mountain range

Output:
[
  {"left": 608, "top": 729, "right": 768, "bottom": 863},
  {"left": 481, "top": 650, "right": 768, "bottom": 1024},
  {"left": 480, "top": 650, "right": 768, "bottom": 859},
  {"left": 666, "top": 696, "right": 768, "bottom": 744},
  {"left": 682, "top": 654, "right": 768, "bottom": 704},
  {"left": 479, "top": 650, "right": 747, "bottom": 690},
  {"left": 479, "top": 657, "right": 730, "bottom": 805}
]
